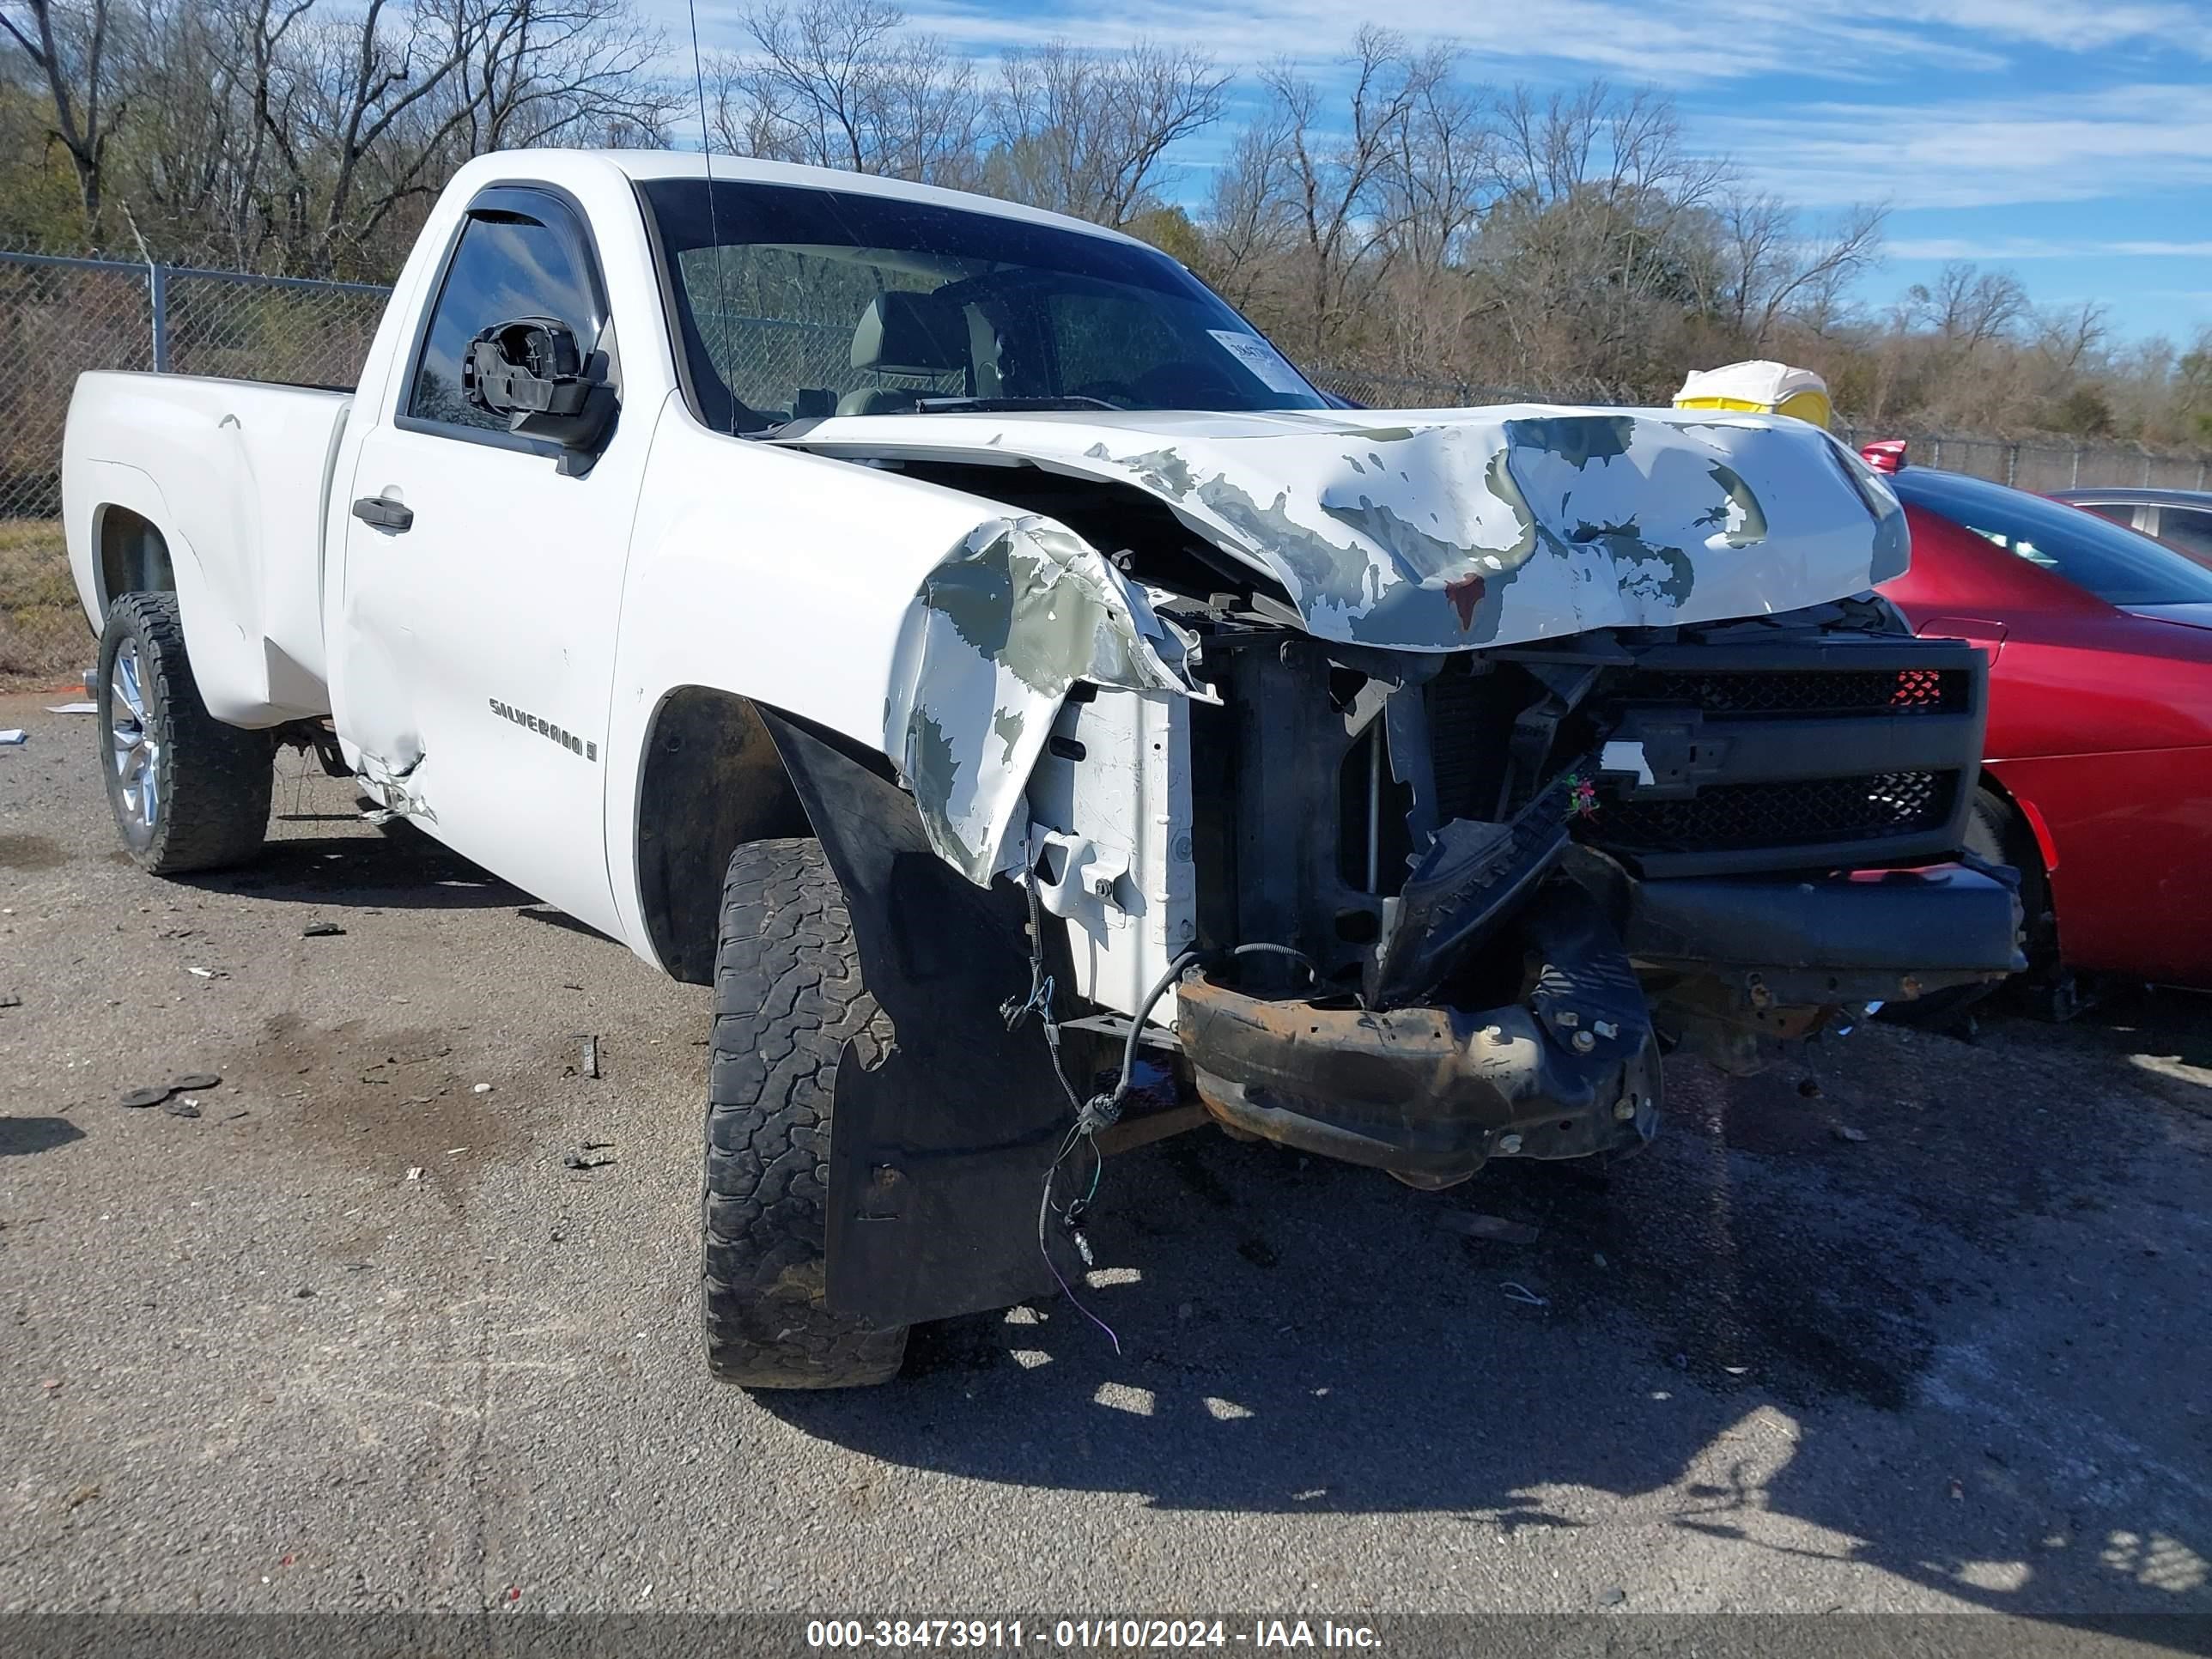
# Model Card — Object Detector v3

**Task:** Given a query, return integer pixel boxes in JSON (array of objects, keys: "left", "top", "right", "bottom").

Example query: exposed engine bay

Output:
[{"left": 769, "top": 404, "right": 2022, "bottom": 1322}]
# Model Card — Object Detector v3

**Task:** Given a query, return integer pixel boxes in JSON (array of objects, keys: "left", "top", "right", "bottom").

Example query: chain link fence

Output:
[
  {"left": 0, "top": 250, "right": 389, "bottom": 678},
  {"left": 3, "top": 245, "right": 2207, "bottom": 553},
  {"left": 0, "top": 250, "right": 389, "bottom": 527}
]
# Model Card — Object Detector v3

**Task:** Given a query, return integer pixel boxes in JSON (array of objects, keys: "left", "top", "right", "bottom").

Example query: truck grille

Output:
[
  {"left": 1614, "top": 665, "right": 1966, "bottom": 719},
  {"left": 1595, "top": 770, "right": 1959, "bottom": 854}
]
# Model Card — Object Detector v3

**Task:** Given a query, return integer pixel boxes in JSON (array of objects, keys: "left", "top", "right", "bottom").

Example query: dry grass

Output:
[{"left": 0, "top": 518, "right": 92, "bottom": 688}]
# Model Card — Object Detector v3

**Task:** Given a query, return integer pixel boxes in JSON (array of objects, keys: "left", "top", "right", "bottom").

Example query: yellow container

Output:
[{"left": 1674, "top": 361, "right": 1832, "bottom": 430}]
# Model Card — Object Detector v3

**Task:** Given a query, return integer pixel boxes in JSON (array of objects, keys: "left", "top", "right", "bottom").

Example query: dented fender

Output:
[
  {"left": 603, "top": 414, "right": 1198, "bottom": 965},
  {"left": 884, "top": 514, "right": 1206, "bottom": 882}
]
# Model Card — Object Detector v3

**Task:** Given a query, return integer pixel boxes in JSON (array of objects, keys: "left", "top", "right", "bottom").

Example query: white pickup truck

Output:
[{"left": 64, "top": 149, "right": 2021, "bottom": 1389}]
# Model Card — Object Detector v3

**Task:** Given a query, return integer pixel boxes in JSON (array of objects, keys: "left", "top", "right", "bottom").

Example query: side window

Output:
[
  {"left": 2076, "top": 501, "right": 2135, "bottom": 527},
  {"left": 409, "top": 208, "right": 601, "bottom": 434},
  {"left": 2157, "top": 507, "right": 2212, "bottom": 565}
]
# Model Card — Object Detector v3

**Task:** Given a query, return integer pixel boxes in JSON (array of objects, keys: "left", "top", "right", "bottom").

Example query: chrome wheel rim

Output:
[{"left": 110, "top": 640, "right": 160, "bottom": 834}]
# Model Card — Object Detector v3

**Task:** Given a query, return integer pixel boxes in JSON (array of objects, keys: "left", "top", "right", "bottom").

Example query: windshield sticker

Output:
[{"left": 1208, "top": 331, "right": 1310, "bottom": 396}]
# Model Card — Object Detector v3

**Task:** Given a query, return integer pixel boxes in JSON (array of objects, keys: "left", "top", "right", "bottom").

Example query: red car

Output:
[{"left": 1873, "top": 453, "right": 2212, "bottom": 1000}]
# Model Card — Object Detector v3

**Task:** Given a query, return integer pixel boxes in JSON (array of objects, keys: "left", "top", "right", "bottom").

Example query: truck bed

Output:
[{"left": 63, "top": 370, "right": 353, "bottom": 726}]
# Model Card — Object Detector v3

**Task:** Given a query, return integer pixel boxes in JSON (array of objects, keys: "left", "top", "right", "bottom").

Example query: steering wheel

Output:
[{"left": 1070, "top": 378, "right": 1140, "bottom": 407}]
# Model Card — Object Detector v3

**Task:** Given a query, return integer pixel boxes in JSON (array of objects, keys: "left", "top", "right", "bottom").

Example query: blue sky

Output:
[{"left": 667, "top": 0, "right": 2212, "bottom": 344}]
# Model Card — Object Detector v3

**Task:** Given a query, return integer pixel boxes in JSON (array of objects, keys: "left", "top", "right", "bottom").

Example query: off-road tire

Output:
[
  {"left": 701, "top": 837, "right": 908, "bottom": 1388},
  {"left": 96, "top": 592, "right": 273, "bottom": 874}
]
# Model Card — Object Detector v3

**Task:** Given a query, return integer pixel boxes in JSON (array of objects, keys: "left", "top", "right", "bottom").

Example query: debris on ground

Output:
[
  {"left": 1796, "top": 1078, "right": 1823, "bottom": 1098},
  {"left": 64, "top": 1485, "right": 99, "bottom": 1510},
  {"left": 0, "top": 730, "right": 26, "bottom": 746},
  {"left": 578, "top": 1035, "right": 599, "bottom": 1079},
  {"left": 1438, "top": 1211, "right": 1540, "bottom": 1244},
  {"left": 173, "top": 1073, "right": 220, "bottom": 1091},
  {"left": 1833, "top": 1125, "right": 1869, "bottom": 1143},
  {"left": 301, "top": 921, "right": 346, "bottom": 938},
  {"left": 186, "top": 967, "right": 227, "bottom": 980},
  {"left": 293, "top": 1285, "right": 315, "bottom": 1298},
  {"left": 471, "top": 1083, "right": 492, "bottom": 1094},
  {"left": 562, "top": 1151, "right": 615, "bottom": 1171},
  {"left": 1600, "top": 1587, "right": 1628, "bottom": 1607},
  {"left": 45, "top": 702, "right": 96, "bottom": 715},
  {"left": 0, "top": 994, "right": 21, "bottom": 1008},
  {"left": 162, "top": 1097, "right": 200, "bottom": 1119},
  {"left": 404, "top": 1167, "right": 423, "bottom": 1182},
  {"left": 580, "top": 1139, "right": 614, "bottom": 1152},
  {"left": 118, "top": 1086, "right": 171, "bottom": 1109},
  {"left": 1500, "top": 1280, "right": 1549, "bottom": 1307}
]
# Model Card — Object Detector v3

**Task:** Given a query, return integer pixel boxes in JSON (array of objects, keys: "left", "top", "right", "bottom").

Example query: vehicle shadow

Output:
[
  {"left": 0, "top": 1115, "right": 86, "bottom": 1157},
  {"left": 2039, "top": 987, "right": 2212, "bottom": 1109},
  {"left": 171, "top": 831, "right": 527, "bottom": 911},
  {"left": 757, "top": 1018, "right": 2212, "bottom": 1616}
]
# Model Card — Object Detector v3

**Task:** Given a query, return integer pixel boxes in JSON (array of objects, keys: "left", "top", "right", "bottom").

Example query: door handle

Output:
[{"left": 352, "top": 495, "right": 414, "bottom": 532}]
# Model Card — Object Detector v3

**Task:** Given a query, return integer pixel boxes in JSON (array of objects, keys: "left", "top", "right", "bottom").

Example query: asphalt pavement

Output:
[{"left": 3, "top": 690, "right": 2210, "bottom": 1635}]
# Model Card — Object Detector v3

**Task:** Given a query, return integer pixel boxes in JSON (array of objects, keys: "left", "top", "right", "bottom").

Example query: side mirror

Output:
[{"left": 462, "top": 316, "right": 617, "bottom": 453}]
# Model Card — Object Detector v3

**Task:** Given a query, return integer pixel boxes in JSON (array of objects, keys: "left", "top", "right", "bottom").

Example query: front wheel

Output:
[
  {"left": 96, "top": 592, "right": 273, "bottom": 874},
  {"left": 701, "top": 837, "right": 908, "bottom": 1388},
  {"left": 1885, "top": 783, "right": 2047, "bottom": 1027}
]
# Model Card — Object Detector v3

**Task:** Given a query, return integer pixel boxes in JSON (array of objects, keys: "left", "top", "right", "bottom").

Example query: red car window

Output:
[
  {"left": 2156, "top": 507, "right": 2212, "bottom": 565},
  {"left": 1893, "top": 470, "right": 2212, "bottom": 607}
]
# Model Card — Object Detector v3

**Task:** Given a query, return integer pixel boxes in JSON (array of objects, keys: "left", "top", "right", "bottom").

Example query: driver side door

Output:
[{"left": 333, "top": 186, "right": 647, "bottom": 936}]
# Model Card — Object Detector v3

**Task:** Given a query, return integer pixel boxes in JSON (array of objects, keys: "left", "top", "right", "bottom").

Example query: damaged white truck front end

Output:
[
  {"left": 768, "top": 398, "right": 2019, "bottom": 1334},
  {"left": 61, "top": 151, "right": 2021, "bottom": 1389}
]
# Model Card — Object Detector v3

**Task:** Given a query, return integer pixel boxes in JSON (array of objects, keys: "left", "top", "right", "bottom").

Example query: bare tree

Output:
[
  {"left": 994, "top": 39, "right": 1227, "bottom": 225},
  {"left": 1705, "top": 192, "right": 1886, "bottom": 352},
  {"left": 1471, "top": 81, "right": 1733, "bottom": 393},
  {"left": 1200, "top": 113, "right": 1298, "bottom": 313},
  {"left": 1912, "top": 260, "right": 2030, "bottom": 351},
  {"left": 2034, "top": 297, "right": 2109, "bottom": 374},
  {"left": 1, "top": 0, "right": 123, "bottom": 240},
  {"left": 1249, "top": 29, "right": 1447, "bottom": 360},
  {"left": 714, "top": 0, "right": 976, "bottom": 185}
]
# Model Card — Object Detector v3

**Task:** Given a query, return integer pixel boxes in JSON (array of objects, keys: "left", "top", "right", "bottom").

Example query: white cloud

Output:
[
  {"left": 647, "top": 1, "right": 2212, "bottom": 223},
  {"left": 660, "top": 0, "right": 2211, "bottom": 79},
  {"left": 1887, "top": 238, "right": 2212, "bottom": 260},
  {"left": 1705, "top": 85, "right": 2212, "bottom": 209},
  {"left": 882, "top": 0, "right": 2012, "bottom": 82}
]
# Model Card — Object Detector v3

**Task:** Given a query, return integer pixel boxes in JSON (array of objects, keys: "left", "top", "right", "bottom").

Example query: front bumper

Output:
[{"left": 1177, "top": 864, "right": 2021, "bottom": 1181}]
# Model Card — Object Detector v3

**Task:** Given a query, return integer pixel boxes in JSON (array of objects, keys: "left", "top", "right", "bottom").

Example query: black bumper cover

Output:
[{"left": 1179, "top": 865, "right": 2021, "bottom": 1180}]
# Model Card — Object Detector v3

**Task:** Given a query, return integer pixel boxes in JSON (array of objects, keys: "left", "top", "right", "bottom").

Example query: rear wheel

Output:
[{"left": 96, "top": 592, "right": 273, "bottom": 874}]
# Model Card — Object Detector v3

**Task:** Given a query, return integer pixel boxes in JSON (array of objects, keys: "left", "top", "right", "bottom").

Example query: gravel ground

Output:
[{"left": 3, "top": 690, "right": 2210, "bottom": 1632}]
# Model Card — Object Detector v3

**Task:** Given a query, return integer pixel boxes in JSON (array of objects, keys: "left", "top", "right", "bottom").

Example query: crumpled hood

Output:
[{"left": 786, "top": 404, "right": 1909, "bottom": 652}]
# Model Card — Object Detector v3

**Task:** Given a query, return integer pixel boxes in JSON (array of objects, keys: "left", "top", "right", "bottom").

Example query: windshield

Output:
[
  {"left": 1893, "top": 467, "right": 2212, "bottom": 608},
  {"left": 639, "top": 177, "right": 1324, "bottom": 430}
]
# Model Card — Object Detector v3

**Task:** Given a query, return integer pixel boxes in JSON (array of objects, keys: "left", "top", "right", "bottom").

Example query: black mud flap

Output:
[{"left": 759, "top": 711, "right": 1069, "bottom": 1328}]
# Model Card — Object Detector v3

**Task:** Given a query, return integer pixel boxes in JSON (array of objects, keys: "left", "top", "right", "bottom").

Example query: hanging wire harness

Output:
[{"left": 1002, "top": 836, "right": 1318, "bottom": 1352}]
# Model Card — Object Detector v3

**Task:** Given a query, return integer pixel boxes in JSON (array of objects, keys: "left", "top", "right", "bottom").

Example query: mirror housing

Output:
[{"left": 462, "top": 316, "right": 617, "bottom": 453}]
